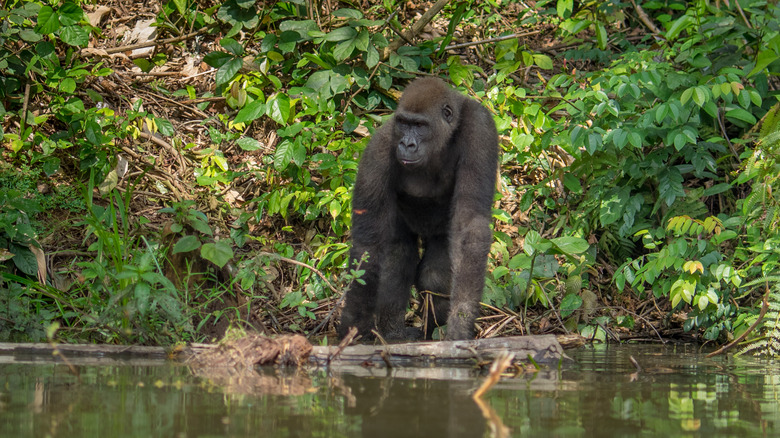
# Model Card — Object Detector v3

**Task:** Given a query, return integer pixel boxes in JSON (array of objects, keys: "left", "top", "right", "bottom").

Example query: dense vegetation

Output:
[{"left": 1, "top": 0, "right": 779, "bottom": 353}]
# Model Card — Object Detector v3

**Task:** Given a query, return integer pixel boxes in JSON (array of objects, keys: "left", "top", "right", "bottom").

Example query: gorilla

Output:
[{"left": 338, "top": 77, "right": 498, "bottom": 341}]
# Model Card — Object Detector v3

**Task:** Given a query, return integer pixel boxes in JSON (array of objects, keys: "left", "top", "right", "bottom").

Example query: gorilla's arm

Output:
[{"left": 445, "top": 100, "right": 499, "bottom": 340}]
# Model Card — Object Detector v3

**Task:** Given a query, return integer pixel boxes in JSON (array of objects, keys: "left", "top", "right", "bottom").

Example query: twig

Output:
[
  {"left": 49, "top": 340, "right": 81, "bottom": 382},
  {"left": 603, "top": 305, "right": 666, "bottom": 343},
  {"left": 628, "top": 355, "right": 642, "bottom": 372},
  {"left": 308, "top": 288, "right": 347, "bottom": 339},
  {"left": 371, "top": 329, "right": 394, "bottom": 368},
  {"left": 100, "top": 24, "right": 217, "bottom": 55},
  {"left": 473, "top": 351, "right": 515, "bottom": 399},
  {"left": 327, "top": 326, "right": 357, "bottom": 363},
  {"left": 258, "top": 252, "right": 339, "bottom": 296},
  {"left": 21, "top": 82, "right": 30, "bottom": 136},
  {"left": 706, "top": 285, "right": 770, "bottom": 358},
  {"left": 445, "top": 30, "right": 543, "bottom": 51},
  {"left": 258, "top": 251, "right": 343, "bottom": 338},
  {"left": 717, "top": 107, "right": 740, "bottom": 159},
  {"left": 137, "top": 131, "right": 187, "bottom": 169},
  {"left": 342, "top": 62, "right": 383, "bottom": 110},
  {"left": 734, "top": 0, "right": 754, "bottom": 29}
]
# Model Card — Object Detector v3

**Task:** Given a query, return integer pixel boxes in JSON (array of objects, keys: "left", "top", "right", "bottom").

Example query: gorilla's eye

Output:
[{"left": 442, "top": 105, "right": 453, "bottom": 122}]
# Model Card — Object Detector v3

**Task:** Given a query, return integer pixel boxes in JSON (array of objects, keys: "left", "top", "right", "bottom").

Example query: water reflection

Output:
[
  {"left": 0, "top": 344, "right": 779, "bottom": 437},
  {"left": 339, "top": 372, "right": 484, "bottom": 437}
]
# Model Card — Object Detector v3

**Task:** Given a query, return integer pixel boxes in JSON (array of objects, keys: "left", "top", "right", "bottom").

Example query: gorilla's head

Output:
[{"left": 392, "top": 78, "right": 462, "bottom": 170}]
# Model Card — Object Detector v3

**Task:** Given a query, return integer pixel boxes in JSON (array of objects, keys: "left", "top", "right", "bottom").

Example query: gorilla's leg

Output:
[
  {"left": 416, "top": 235, "right": 452, "bottom": 339},
  {"left": 375, "top": 236, "right": 418, "bottom": 340},
  {"left": 447, "top": 216, "right": 492, "bottom": 340}
]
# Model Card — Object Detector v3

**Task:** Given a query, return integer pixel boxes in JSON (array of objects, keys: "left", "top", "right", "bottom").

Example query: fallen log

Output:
[
  {"left": 0, "top": 334, "right": 583, "bottom": 369},
  {"left": 0, "top": 342, "right": 170, "bottom": 359},
  {"left": 310, "top": 335, "right": 574, "bottom": 367}
]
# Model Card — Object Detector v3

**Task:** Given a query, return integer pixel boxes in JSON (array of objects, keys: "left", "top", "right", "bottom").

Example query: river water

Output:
[{"left": 0, "top": 343, "right": 778, "bottom": 437}]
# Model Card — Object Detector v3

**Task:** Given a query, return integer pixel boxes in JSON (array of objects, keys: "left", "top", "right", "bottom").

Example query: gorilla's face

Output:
[{"left": 393, "top": 103, "right": 455, "bottom": 169}]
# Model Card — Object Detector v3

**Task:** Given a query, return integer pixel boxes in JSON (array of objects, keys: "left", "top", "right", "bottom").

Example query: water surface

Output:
[{"left": 1, "top": 343, "right": 778, "bottom": 437}]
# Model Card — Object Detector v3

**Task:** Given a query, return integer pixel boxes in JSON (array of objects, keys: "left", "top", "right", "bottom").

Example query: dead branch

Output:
[
  {"left": 629, "top": 0, "right": 663, "bottom": 36},
  {"left": 380, "top": 0, "right": 451, "bottom": 61}
]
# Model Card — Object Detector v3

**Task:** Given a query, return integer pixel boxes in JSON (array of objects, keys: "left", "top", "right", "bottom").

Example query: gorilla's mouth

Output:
[{"left": 401, "top": 159, "right": 420, "bottom": 166}]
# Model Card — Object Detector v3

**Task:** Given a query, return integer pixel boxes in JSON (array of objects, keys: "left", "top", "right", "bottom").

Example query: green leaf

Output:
[
  {"left": 215, "top": 58, "right": 243, "bottom": 87},
  {"left": 559, "top": 294, "right": 583, "bottom": 318},
  {"left": 612, "top": 128, "right": 628, "bottom": 149},
  {"left": 332, "top": 8, "right": 363, "bottom": 19},
  {"left": 747, "top": 50, "right": 780, "bottom": 78},
  {"left": 59, "top": 2, "right": 84, "bottom": 25},
  {"left": 665, "top": 14, "right": 694, "bottom": 41},
  {"left": 135, "top": 282, "right": 151, "bottom": 314},
  {"left": 204, "top": 51, "right": 235, "bottom": 68},
  {"left": 10, "top": 244, "right": 38, "bottom": 276},
  {"left": 212, "top": 154, "right": 228, "bottom": 172},
  {"left": 702, "top": 183, "right": 731, "bottom": 197},
  {"left": 201, "top": 241, "right": 234, "bottom": 268},
  {"left": 237, "top": 137, "right": 263, "bottom": 151},
  {"left": 680, "top": 87, "right": 693, "bottom": 105},
  {"left": 655, "top": 103, "right": 668, "bottom": 124},
  {"left": 274, "top": 139, "right": 294, "bottom": 171},
  {"left": 60, "top": 25, "right": 89, "bottom": 47},
  {"left": 692, "top": 86, "right": 708, "bottom": 107},
  {"left": 563, "top": 173, "right": 582, "bottom": 194},
  {"left": 628, "top": 131, "right": 642, "bottom": 148},
  {"left": 267, "top": 93, "right": 291, "bottom": 125},
  {"left": 60, "top": 78, "right": 76, "bottom": 94},
  {"left": 673, "top": 132, "right": 687, "bottom": 151},
  {"left": 523, "top": 230, "right": 543, "bottom": 256},
  {"left": 234, "top": 100, "right": 266, "bottom": 124},
  {"left": 355, "top": 29, "right": 370, "bottom": 52},
  {"left": 188, "top": 216, "right": 213, "bottom": 236},
  {"left": 550, "top": 236, "right": 589, "bottom": 255},
  {"left": 585, "top": 132, "right": 602, "bottom": 155},
  {"left": 557, "top": 0, "right": 574, "bottom": 18},
  {"left": 658, "top": 167, "right": 685, "bottom": 206},
  {"left": 324, "top": 27, "right": 357, "bottom": 42},
  {"left": 84, "top": 120, "right": 102, "bottom": 145},
  {"left": 595, "top": 23, "right": 607, "bottom": 50},
  {"left": 329, "top": 199, "right": 342, "bottom": 219},
  {"left": 725, "top": 107, "right": 757, "bottom": 124},
  {"left": 333, "top": 40, "right": 356, "bottom": 62},
  {"left": 42, "top": 158, "right": 61, "bottom": 176},
  {"left": 35, "top": 6, "right": 60, "bottom": 34},
  {"left": 533, "top": 54, "right": 553, "bottom": 70},
  {"left": 365, "top": 44, "right": 380, "bottom": 67},
  {"left": 173, "top": 235, "right": 201, "bottom": 254},
  {"left": 220, "top": 37, "right": 244, "bottom": 56}
]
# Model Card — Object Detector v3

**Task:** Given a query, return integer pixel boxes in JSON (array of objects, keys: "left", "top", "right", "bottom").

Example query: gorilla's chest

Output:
[
  {"left": 396, "top": 190, "right": 452, "bottom": 236},
  {"left": 395, "top": 168, "right": 455, "bottom": 235}
]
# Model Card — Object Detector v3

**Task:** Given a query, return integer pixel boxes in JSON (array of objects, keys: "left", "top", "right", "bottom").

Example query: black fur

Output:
[{"left": 338, "top": 78, "right": 498, "bottom": 341}]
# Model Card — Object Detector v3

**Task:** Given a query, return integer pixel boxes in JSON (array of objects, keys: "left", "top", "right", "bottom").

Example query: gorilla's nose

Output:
[{"left": 400, "top": 139, "right": 418, "bottom": 152}]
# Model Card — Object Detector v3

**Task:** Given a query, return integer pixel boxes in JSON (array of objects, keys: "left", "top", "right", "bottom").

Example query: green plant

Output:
[
  {"left": 159, "top": 200, "right": 235, "bottom": 269},
  {"left": 616, "top": 215, "right": 742, "bottom": 339}
]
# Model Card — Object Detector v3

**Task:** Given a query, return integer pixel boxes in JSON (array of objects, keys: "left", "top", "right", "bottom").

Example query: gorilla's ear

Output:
[{"left": 442, "top": 104, "right": 454, "bottom": 123}]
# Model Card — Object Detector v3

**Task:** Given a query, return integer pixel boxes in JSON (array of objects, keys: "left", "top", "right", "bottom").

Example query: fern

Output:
[{"left": 737, "top": 278, "right": 780, "bottom": 358}]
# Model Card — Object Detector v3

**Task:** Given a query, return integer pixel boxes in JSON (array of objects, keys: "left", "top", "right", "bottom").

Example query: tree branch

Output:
[{"left": 380, "top": 0, "right": 452, "bottom": 61}]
